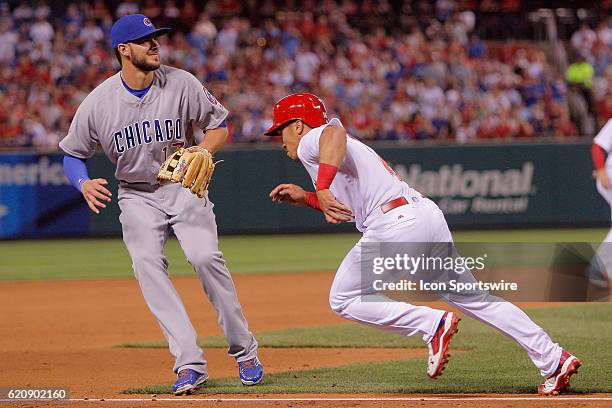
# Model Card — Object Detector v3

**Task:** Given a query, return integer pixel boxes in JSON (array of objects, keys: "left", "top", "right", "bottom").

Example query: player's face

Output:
[
  {"left": 126, "top": 35, "right": 161, "bottom": 71},
  {"left": 280, "top": 121, "right": 301, "bottom": 161}
]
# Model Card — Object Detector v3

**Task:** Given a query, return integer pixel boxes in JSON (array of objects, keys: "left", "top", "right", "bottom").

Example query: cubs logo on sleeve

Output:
[{"left": 202, "top": 87, "right": 218, "bottom": 106}]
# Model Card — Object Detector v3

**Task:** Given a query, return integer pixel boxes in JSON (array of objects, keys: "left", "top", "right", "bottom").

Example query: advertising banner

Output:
[
  {"left": 0, "top": 153, "right": 88, "bottom": 238},
  {"left": 1, "top": 141, "right": 608, "bottom": 238}
]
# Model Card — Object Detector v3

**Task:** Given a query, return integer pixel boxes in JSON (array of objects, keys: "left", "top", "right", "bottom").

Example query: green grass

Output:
[
  {"left": 0, "top": 234, "right": 357, "bottom": 280},
  {"left": 453, "top": 228, "right": 608, "bottom": 243},
  {"left": 122, "top": 303, "right": 612, "bottom": 394},
  {"left": 0, "top": 229, "right": 609, "bottom": 281},
  {"left": 117, "top": 324, "right": 426, "bottom": 349}
]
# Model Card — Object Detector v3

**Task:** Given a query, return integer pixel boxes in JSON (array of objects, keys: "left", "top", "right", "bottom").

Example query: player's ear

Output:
[
  {"left": 118, "top": 44, "right": 130, "bottom": 59},
  {"left": 295, "top": 120, "right": 304, "bottom": 135}
]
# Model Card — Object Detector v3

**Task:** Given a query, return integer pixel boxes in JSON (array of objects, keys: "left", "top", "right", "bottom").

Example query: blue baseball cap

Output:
[{"left": 110, "top": 14, "right": 170, "bottom": 49}]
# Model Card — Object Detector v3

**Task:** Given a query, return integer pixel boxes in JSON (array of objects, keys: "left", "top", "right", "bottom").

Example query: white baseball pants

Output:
[{"left": 329, "top": 195, "right": 563, "bottom": 378}]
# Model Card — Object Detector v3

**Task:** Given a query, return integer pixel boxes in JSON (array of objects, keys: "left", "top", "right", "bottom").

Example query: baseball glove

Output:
[{"left": 157, "top": 146, "right": 218, "bottom": 198}]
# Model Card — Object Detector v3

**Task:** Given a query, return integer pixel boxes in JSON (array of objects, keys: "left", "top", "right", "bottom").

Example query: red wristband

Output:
[
  {"left": 304, "top": 191, "right": 321, "bottom": 211},
  {"left": 316, "top": 163, "right": 338, "bottom": 191},
  {"left": 592, "top": 143, "right": 606, "bottom": 170}
]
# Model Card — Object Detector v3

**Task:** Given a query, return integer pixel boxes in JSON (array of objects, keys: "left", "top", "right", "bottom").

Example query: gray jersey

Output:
[{"left": 59, "top": 65, "right": 228, "bottom": 184}]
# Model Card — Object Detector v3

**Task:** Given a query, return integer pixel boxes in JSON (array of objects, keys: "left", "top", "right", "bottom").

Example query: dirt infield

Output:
[{"left": 0, "top": 272, "right": 609, "bottom": 407}]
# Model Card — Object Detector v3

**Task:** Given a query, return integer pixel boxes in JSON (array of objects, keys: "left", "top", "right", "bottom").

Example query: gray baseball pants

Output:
[{"left": 118, "top": 181, "right": 258, "bottom": 375}]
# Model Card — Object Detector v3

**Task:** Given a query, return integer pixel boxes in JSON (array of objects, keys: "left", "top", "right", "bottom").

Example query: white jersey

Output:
[
  {"left": 594, "top": 119, "right": 612, "bottom": 174},
  {"left": 59, "top": 65, "right": 228, "bottom": 184},
  {"left": 297, "top": 118, "right": 416, "bottom": 232}
]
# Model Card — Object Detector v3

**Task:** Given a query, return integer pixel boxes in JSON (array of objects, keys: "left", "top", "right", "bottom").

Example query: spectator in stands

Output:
[
  {"left": 162, "top": 0, "right": 180, "bottom": 28},
  {"left": 63, "top": 3, "right": 83, "bottom": 28},
  {"left": 79, "top": 19, "right": 104, "bottom": 51},
  {"left": 468, "top": 34, "right": 486, "bottom": 59},
  {"left": 178, "top": 0, "right": 199, "bottom": 30},
  {"left": 566, "top": 54, "right": 597, "bottom": 118},
  {"left": 12, "top": 0, "right": 33, "bottom": 24},
  {"left": 571, "top": 23, "right": 597, "bottom": 62},
  {"left": 0, "top": 19, "right": 18, "bottom": 64},
  {"left": 92, "top": 0, "right": 110, "bottom": 21},
  {"left": 115, "top": 1, "right": 138, "bottom": 18},
  {"left": 295, "top": 44, "right": 320, "bottom": 87},
  {"left": 565, "top": 18, "right": 611, "bottom": 128},
  {"left": 29, "top": 13, "right": 54, "bottom": 44}
]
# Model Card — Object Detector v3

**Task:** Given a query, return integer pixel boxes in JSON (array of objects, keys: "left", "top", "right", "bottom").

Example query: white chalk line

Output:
[{"left": 46, "top": 396, "right": 612, "bottom": 402}]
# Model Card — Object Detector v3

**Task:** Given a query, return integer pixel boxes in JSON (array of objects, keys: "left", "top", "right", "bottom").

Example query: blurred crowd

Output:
[
  {"left": 0, "top": 0, "right": 610, "bottom": 149},
  {"left": 567, "top": 22, "right": 612, "bottom": 132}
]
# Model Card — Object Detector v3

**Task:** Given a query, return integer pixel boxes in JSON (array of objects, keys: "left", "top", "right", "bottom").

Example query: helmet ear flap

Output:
[{"left": 276, "top": 119, "right": 298, "bottom": 136}]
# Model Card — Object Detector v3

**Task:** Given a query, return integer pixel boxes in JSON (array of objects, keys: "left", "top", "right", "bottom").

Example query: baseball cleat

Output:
[
  {"left": 238, "top": 357, "right": 264, "bottom": 385},
  {"left": 538, "top": 350, "right": 581, "bottom": 396},
  {"left": 172, "top": 369, "right": 208, "bottom": 395},
  {"left": 427, "top": 311, "right": 460, "bottom": 379}
]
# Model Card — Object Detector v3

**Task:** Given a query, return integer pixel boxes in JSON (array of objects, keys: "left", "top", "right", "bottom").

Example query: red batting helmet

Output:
[{"left": 264, "top": 93, "right": 328, "bottom": 136}]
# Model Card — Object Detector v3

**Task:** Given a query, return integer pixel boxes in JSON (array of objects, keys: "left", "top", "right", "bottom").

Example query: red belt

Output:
[{"left": 381, "top": 197, "right": 409, "bottom": 214}]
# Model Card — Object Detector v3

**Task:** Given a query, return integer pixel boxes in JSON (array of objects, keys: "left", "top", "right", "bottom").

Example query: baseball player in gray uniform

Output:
[{"left": 59, "top": 14, "right": 263, "bottom": 395}]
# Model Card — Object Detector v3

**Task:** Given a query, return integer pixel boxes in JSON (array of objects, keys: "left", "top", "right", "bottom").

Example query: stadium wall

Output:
[{"left": 0, "top": 141, "right": 608, "bottom": 239}]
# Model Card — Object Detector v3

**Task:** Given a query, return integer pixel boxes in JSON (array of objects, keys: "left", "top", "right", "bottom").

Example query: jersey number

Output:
[
  {"left": 362, "top": 142, "right": 401, "bottom": 181},
  {"left": 378, "top": 154, "right": 401, "bottom": 180},
  {"left": 162, "top": 142, "right": 185, "bottom": 160}
]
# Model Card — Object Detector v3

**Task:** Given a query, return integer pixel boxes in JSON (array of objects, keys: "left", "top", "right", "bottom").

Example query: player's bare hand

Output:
[
  {"left": 316, "top": 189, "right": 353, "bottom": 224},
  {"left": 596, "top": 169, "right": 611, "bottom": 189},
  {"left": 269, "top": 183, "right": 306, "bottom": 206},
  {"left": 81, "top": 178, "right": 112, "bottom": 214}
]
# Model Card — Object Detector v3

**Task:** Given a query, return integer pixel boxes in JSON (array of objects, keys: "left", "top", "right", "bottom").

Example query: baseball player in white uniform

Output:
[
  {"left": 59, "top": 14, "right": 263, "bottom": 395},
  {"left": 266, "top": 93, "right": 581, "bottom": 395},
  {"left": 592, "top": 119, "right": 612, "bottom": 282}
]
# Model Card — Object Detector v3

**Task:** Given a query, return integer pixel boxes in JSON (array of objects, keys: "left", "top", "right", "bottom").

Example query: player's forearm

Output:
[
  {"left": 63, "top": 155, "right": 90, "bottom": 192},
  {"left": 592, "top": 143, "right": 607, "bottom": 170},
  {"left": 200, "top": 127, "right": 228, "bottom": 154}
]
